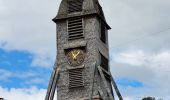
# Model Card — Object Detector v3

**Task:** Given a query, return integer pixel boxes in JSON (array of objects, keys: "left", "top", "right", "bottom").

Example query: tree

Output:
[{"left": 142, "top": 97, "right": 156, "bottom": 100}]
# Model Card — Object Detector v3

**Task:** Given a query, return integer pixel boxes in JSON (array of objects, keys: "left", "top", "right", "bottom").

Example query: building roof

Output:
[{"left": 53, "top": 0, "right": 111, "bottom": 29}]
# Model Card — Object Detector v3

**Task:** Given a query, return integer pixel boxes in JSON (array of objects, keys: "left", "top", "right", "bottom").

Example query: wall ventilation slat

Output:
[
  {"left": 100, "top": 53, "right": 109, "bottom": 71},
  {"left": 68, "top": 0, "right": 83, "bottom": 13},
  {"left": 100, "top": 21, "right": 106, "bottom": 43},
  {"left": 68, "top": 17, "right": 84, "bottom": 40},
  {"left": 69, "top": 68, "right": 84, "bottom": 88}
]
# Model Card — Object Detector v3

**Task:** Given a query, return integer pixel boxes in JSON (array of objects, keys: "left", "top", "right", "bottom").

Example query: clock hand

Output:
[
  {"left": 72, "top": 51, "right": 80, "bottom": 60},
  {"left": 74, "top": 51, "right": 80, "bottom": 58},
  {"left": 72, "top": 52, "right": 76, "bottom": 59}
]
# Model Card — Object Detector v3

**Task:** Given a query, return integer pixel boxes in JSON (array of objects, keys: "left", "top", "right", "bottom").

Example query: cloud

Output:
[
  {"left": 0, "top": 69, "right": 49, "bottom": 87},
  {"left": 152, "top": 51, "right": 170, "bottom": 68},
  {"left": 24, "top": 78, "right": 46, "bottom": 85},
  {"left": 0, "top": 69, "right": 39, "bottom": 80},
  {"left": 114, "top": 50, "right": 147, "bottom": 66},
  {"left": 0, "top": 0, "right": 170, "bottom": 99},
  {"left": 0, "top": 0, "right": 59, "bottom": 68},
  {"left": 0, "top": 87, "right": 46, "bottom": 100},
  {"left": 111, "top": 49, "right": 170, "bottom": 99},
  {"left": 118, "top": 86, "right": 170, "bottom": 100},
  {"left": 31, "top": 54, "right": 55, "bottom": 68},
  {"left": 0, "top": 69, "right": 12, "bottom": 81},
  {"left": 98, "top": 0, "right": 170, "bottom": 99},
  {"left": 99, "top": 0, "right": 170, "bottom": 51}
]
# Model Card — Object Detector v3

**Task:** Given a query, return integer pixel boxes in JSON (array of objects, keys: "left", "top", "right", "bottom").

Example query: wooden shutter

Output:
[
  {"left": 100, "top": 21, "right": 106, "bottom": 43},
  {"left": 100, "top": 53, "right": 108, "bottom": 71},
  {"left": 68, "top": 0, "right": 83, "bottom": 13},
  {"left": 69, "top": 68, "right": 84, "bottom": 88},
  {"left": 68, "top": 17, "right": 84, "bottom": 40}
]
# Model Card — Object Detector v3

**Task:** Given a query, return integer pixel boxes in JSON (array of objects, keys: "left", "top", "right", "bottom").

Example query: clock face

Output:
[{"left": 67, "top": 49, "right": 85, "bottom": 66}]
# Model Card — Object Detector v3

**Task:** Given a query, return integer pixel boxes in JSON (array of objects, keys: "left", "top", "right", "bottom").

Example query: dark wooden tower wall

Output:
[{"left": 45, "top": 0, "right": 123, "bottom": 100}]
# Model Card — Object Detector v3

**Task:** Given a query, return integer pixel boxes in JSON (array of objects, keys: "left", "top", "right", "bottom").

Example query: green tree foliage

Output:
[{"left": 142, "top": 97, "right": 156, "bottom": 100}]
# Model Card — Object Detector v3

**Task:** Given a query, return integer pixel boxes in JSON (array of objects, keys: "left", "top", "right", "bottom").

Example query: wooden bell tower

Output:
[{"left": 45, "top": 0, "right": 123, "bottom": 100}]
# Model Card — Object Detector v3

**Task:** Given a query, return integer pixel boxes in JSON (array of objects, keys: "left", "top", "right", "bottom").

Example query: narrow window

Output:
[
  {"left": 100, "top": 53, "right": 108, "bottom": 71},
  {"left": 68, "top": 0, "right": 83, "bottom": 13},
  {"left": 100, "top": 20, "right": 106, "bottom": 43},
  {"left": 69, "top": 68, "right": 84, "bottom": 88},
  {"left": 67, "top": 17, "right": 84, "bottom": 40},
  {"left": 98, "top": 3, "right": 107, "bottom": 44}
]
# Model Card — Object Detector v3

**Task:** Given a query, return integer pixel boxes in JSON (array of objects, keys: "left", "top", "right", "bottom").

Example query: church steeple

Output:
[{"left": 45, "top": 0, "right": 123, "bottom": 100}]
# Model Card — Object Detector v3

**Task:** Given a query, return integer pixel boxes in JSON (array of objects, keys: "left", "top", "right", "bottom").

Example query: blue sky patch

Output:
[
  {"left": 0, "top": 48, "right": 51, "bottom": 89},
  {"left": 116, "top": 78, "right": 144, "bottom": 88}
]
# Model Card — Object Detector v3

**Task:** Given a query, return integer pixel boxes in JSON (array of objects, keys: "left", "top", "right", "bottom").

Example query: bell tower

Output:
[{"left": 45, "top": 0, "right": 123, "bottom": 100}]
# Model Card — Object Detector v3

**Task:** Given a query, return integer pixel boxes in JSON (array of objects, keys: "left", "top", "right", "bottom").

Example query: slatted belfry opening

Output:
[
  {"left": 69, "top": 68, "right": 84, "bottom": 88},
  {"left": 68, "top": 17, "right": 84, "bottom": 40},
  {"left": 68, "top": 0, "right": 84, "bottom": 13}
]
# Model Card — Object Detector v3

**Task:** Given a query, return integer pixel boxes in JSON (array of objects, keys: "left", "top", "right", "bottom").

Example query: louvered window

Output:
[
  {"left": 67, "top": 17, "right": 84, "bottom": 40},
  {"left": 68, "top": 0, "right": 83, "bottom": 13},
  {"left": 100, "top": 53, "right": 108, "bottom": 71},
  {"left": 69, "top": 68, "right": 84, "bottom": 88}
]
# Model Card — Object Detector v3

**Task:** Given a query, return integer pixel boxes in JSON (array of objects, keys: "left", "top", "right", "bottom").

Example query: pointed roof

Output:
[{"left": 53, "top": 0, "right": 111, "bottom": 29}]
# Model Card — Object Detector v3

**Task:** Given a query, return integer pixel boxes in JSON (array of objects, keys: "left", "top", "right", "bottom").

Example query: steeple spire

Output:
[
  {"left": 53, "top": 0, "right": 110, "bottom": 29},
  {"left": 45, "top": 0, "right": 123, "bottom": 100}
]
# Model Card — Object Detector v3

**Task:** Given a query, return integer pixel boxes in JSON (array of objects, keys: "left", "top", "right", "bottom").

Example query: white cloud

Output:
[
  {"left": 0, "top": 87, "right": 46, "bottom": 100},
  {"left": 112, "top": 49, "right": 170, "bottom": 75},
  {"left": 111, "top": 49, "right": 170, "bottom": 99},
  {"left": 24, "top": 78, "right": 46, "bottom": 85},
  {"left": 0, "top": 69, "right": 48, "bottom": 86},
  {"left": 114, "top": 50, "right": 148, "bottom": 66},
  {"left": 0, "top": 0, "right": 59, "bottom": 68},
  {"left": 99, "top": 0, "right": 170, "bottom": 50},
  {"left": 0, "top": 0, "right": 170, "bottom": 99},
  {"left": 31, "top": 54, "right": 55, "bottom": 68},
  {"left": 0, "top": 87, "right": 58, "bottom": 100},
  {"left": 13, "top": 71, "right": 38, "bottom": 79},
  {"left": 152, "top": 51, "right": 170, "bottom": 69},
  {"left": 0, "top": 69, "right": 12, "bottom": 81}
]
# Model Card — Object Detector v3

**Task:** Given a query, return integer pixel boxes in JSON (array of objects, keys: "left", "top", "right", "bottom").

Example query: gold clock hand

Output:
[
  {"left": 71, "top": 52, "right": 75, "bottom": 59},
  {"left": 74, "top": 51, "right": 80, "bottom": 58},
  {"left": 72, "top": 52, "right": 76, "bottom": 59}
]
